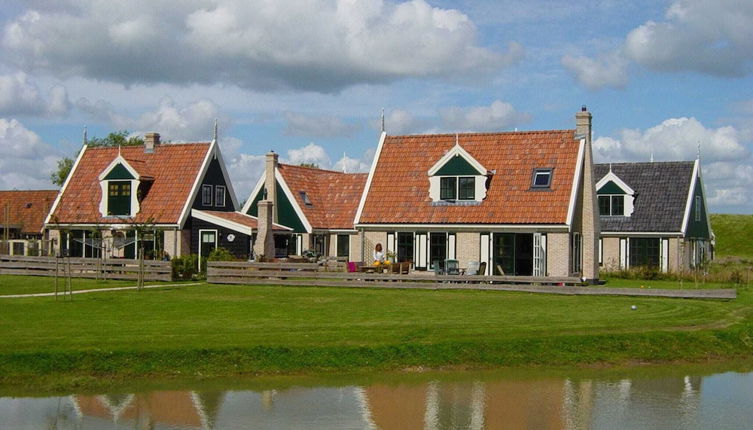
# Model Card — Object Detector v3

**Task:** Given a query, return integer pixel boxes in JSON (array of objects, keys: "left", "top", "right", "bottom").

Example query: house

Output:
[
  {"left": 0, "top": 189, "right": 58, "bottom": 255},
  {"left": 352, "top": 107, "right": 600, "bottom": 280},
  {"left": 45, "top": 132, "right": 285, "bottom": 261},
  {"left": 241, "top": 152, "right": 367, "bottom": 260},
  {"left": 594, "top": 160, "right": 713, "bottom": 272}
]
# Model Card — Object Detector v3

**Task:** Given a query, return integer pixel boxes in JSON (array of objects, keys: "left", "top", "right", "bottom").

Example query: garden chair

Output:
[
  {"left": 465, "top": 261, "right": 480, "bottom": 276},
  {"left": 445, "top": 259, "right": 460, "bottom": 275}
]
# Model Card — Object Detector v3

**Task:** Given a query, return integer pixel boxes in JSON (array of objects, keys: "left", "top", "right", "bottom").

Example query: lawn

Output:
[
  {"left": 0, "top": 275, "right": 140, "bottom": 295},
  {"left": 1, "top": 274, "right": 752, "bottom": 389}
]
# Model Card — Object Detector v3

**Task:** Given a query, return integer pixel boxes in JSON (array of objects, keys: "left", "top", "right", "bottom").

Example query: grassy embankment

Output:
[
  {"left": 0, "top": 275, "right": 141, "bottom": 295},
  {"left": 1, "top": 278, "right": 752, "bottom": 391},
  {"left": 711, "top": 213, "right": 753, "bottom": 259}
]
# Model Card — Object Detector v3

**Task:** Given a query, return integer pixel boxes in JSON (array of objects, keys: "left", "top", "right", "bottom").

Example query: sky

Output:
[{"left": 0, "top": 0, "right": 751, "bottom": 214}]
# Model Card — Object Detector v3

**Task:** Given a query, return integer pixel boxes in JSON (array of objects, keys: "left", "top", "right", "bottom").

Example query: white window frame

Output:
[
  {"left": 202, "top": 184, "right": 213, "bottom": 206},
  {"left": 215, "top": 185, "right": 226, "bottom": 207},
  {"left": 198, "top": 229, "right": 218, "bottom": 272}
]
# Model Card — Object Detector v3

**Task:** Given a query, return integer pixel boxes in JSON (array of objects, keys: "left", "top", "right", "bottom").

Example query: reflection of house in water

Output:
[
  {"left": 71, "top": 390, "right": 221, "bottom": 429},
  {"left": 365, "top": 379, "right": 567, "bottom": 430}
]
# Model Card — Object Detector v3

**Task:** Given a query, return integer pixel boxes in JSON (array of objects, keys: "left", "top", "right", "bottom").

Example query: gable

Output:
[
  {"left": 191, "top": 157, "right": 234, "bottom": 211},
  {"left": 434, "top": 156, "right": 483, "bottom": 176},
  {"left": 597, "top": 181, "right": 626, "bottom": 195},
  {"left": 103, "top": 163, "right": 135, "bottom": 180},
  {"left": 685, "top": 176, "right": 711, "bottom": 239},
  {"left": 246, "top": 181, "right": 307, "bottom": 233}
]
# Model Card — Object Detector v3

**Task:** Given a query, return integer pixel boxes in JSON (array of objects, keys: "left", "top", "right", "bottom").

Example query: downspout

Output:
[{"left": 360, "top": 227, "right": 365, "bottom": 263}]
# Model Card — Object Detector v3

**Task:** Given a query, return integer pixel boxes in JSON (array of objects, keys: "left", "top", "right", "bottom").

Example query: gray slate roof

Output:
[{"left": 594, "top": 161, "right": 695, "bottom": 233}]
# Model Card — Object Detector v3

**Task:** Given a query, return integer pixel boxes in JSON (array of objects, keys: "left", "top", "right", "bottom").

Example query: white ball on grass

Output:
[{"left": 631, "top": 305, "right": 637, "bottom": 310}]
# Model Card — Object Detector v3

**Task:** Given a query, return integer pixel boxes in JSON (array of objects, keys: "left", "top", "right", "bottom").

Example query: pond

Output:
[{"left": 2, "top": 365, "right": 752, "bottom": 429}]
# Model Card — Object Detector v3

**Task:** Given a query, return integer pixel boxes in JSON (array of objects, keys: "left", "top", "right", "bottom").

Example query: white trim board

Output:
[
  {"left": 426, "top": 141, "right": 487, "bottom": 176},
  {"left": 353, "top": 131, "right": 386, "bottom": 225},
  {"left": 178, "top": 141, "right": 215, "bottom": 229},
  {"left": 566, "top": 138, "right": 586, "bottom": 230},
  {"left": 241, "top": 175, "right": 265, "bottom": 214},
  {"left": 44, "top": 144, "right": 89, "bottom": 227},
  {"left": 595, "top": 170, "right": 635, "bottom": 195},
  {"left": 356, "top": 223, "right": 568, "bottom": 232},
  {"left": 275, "top": 169, "right": 313, "bottom": 233},
  {"left": 192, "top": 209, "right": 293, "bottom": 235}
]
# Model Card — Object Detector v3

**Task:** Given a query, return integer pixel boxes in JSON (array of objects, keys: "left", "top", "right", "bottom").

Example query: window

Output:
[
  {"left": 107, "top": 181, "right": 131, "bottom": 215},
  {"left": 598, "top": 195, "right": 624, "bottom": 216},
  {"left": 458, "top": 177, "right": 475, "bottom": 200},
  {"left": 300, "top": 191, "right": 312, "bottom": 206},
  {"left": 695, "top": 196, "right": 702, "bottom": 222},
  {"left": 215, "top": 185, "right": 226, "bottom": 207},
  {"left": 429, "top": 232, "right": 447, "bottom": 271},
  {"left": 532, "top": 169, "right": 553, "bottom": 188},
  {"left": 571, "top": 232, "right": 582, "bottom": 274},
  {"left": 202, "top": 185, "right": 212, "bottom": 206},
  {"left": 397, "top": 232, "right": 414, "bottom": 263},
  {"left": 337, "top": 234, "right": 349, "bottom": 258},
  {"left": 440, "top": 177, "right": 456, "bottom": 200},
  {"left": 629, "top": 238, "right": 660, "bottom": 268}
]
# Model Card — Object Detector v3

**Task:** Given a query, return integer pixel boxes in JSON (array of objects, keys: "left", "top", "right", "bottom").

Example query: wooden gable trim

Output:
[
  {"left": 44, "top": 144, "right": 88, "bottom": 227},
  {"left": 353, "top": 131, "right": 386, "bottom": 225},
  {"left": 427, "top": 142, "right": 486, "bottom": 177},
  {"left": 596, "top": 170, "right": 635, "bottom": 195}
]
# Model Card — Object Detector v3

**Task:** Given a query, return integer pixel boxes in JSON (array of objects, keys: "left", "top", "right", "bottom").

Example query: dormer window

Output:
[
  {"left": 428, "top": 140, "right": 487, "bottom": 204},
  {"left": 596, "top": 172, "right": 635, "bottom": 217},
  {"left": 108, "top": 181, "right": 131, "bottom": 215},
  {"left": 98, "top": 157, "right": 142, "bottom": 218},
  {"left": 531, "top": 168, "right": 552, "bottom": 188}
]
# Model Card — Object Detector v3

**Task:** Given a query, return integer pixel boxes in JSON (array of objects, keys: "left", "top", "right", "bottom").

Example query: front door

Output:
[{"left": 199, "top": 230, "right": 217, "bottom": 271}]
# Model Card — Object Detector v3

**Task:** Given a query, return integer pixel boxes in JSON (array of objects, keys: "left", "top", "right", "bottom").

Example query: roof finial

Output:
[
  {"left": 650, "top": 152, "right": 654, "bottom": 163},
  {"left": 213, "top": 118, "right": 218, "bottom": 143},
  {"left": 118, "top": 144, "right": 121, "bottom": 157},
  {"left": 342, "top": 152, "right": 347, "bottom": 174},
  {"left": 697, "top": 141, "right": 701, "bottom": 161},
  {"left": 455, "top": 133, "right": 459, "bottom": 146},
  {"left": 380, "top": 108, "right": 385, "bottom": 133},
  {"left": 608, "top": 162, "right": 612, "bottom": 173},
  {"left": 82, "top": 125, "right": 88, "bottom": 146}
]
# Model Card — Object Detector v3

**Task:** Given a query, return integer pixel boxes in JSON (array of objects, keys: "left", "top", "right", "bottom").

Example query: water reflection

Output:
[{"left": 2, "top": 371, "right": 751, "bottom": 429}]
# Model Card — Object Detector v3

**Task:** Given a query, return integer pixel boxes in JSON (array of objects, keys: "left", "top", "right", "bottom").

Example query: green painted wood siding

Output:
[
  {"left": 434, "top": 156, "right": 482, "bottom": 176},
  {"left": 246, "top": 182, "right": 307, "bottom": 233},
  {"left": 103, "top": 163, "right": 134, "bottom": 180},
  {"left": 597, "top": 180, "right": 626, "bottom": 195},
  {"left": 686, "top": 179, "right": 710, "bottom": 239}
]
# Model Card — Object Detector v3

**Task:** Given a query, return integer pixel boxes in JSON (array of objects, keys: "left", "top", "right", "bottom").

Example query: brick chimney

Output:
[
  {"left": 575, "top": 106, "right": 600, "bottom": 282},
  {"left": 253, "top": 151, "right": 278, "bottom": 260},
  {"left": 144, "top": 132, "right": 160, "bottom": 154},
  {"left": 575, "top": 105, "right": 592, "bottom": 144}
]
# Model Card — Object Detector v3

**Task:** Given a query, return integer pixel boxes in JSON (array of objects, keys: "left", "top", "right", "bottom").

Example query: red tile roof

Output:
[
  {"left": 358, "top": 131, "right": 580, "bottom": 225},
  {"left": 278, "top": 164, "right": 367, "bottom": 229},
  {"left": 49, "top": 143, "right": 211, "bottom": 225},
  {"left": 0, "top": 190, "right": 58, "bottom": 234}
]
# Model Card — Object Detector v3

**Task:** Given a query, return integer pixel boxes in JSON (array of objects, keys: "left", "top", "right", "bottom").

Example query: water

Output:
[{"left": 2, "top": 367, "right": 752, "bottom": 429}]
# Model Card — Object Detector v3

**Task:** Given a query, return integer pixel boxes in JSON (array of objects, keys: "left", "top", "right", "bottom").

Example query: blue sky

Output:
[{"left": 0, "top": 0, "right": 751, "bottom": 213}]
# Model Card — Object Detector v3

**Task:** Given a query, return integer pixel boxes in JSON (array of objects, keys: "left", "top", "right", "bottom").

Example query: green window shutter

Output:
[{"left": 107, "top": 181, "right": 131, "bottom": 215}]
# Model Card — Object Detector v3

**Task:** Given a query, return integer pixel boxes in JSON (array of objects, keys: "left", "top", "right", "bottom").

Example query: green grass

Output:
[
  {"left": 711, "top": 213, "right": 753, "bottom": 259},
  {"left": 0, "top": 275, "right": 139, "bottom": 295},
  {"left": 602, "top": 277, "right": 735, "bottom": 289},
  {"left": 2, "top": 276, "right": 753, "bottom": 390}
]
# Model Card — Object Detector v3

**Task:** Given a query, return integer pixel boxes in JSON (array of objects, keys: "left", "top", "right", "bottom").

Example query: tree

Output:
[
  {"left": 88, "top": 130, "right": 144, "bottom": 147},
  {"left": 50, "top": 157, "right": 73, "bottom": 187}
]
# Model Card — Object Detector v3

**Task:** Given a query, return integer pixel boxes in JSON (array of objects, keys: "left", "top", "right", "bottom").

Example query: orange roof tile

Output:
[
  {"left": 0, "top": 190, "right": 58, "bottom": 234},
  {"left": 278, "top": 164, "right": 367, "bottom": 229},
  {"left": 358, "top": 130, "right": 580, "bottom": 225},
  {"left": 50, "top": 143, "right": 210, "bottom": 225}
]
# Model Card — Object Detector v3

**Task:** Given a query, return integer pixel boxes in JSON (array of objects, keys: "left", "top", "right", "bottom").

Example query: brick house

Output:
[
  {"left": 242, "top": 152, "right": 367, "bottom": 260},
  {"left": 594, "top": 160, "right": 713, "bottom": 272},
  {"left": 45, "top": 132, "right": 285, "bottom": 261},
  {"left": 352, "top": 108, "right": 600, "bottom": 280},
  {"left": 0, "top": 190, "right": 58, "bottom": 255}
]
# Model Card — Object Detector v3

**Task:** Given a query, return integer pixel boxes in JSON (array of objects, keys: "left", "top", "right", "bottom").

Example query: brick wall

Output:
[
  {"left": 602, "top": 237, "right": 620, "bottom": 271},
  {"left": 456, "top": 232, "right": 480, "bottom": 268},
  {"left": 547, "top": 232, "right": 570, "bottom": 277}
]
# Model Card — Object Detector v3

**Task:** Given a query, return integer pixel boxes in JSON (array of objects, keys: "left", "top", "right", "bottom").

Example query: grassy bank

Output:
[
  {"left": 0, "top": 275, "right": 138, "bottom": 295},
  {"left": 1, "top": 276, "right": 752, "bottom": 390},
  {"left": 711, "top": 213, "right": 753, "bottom": 259}
]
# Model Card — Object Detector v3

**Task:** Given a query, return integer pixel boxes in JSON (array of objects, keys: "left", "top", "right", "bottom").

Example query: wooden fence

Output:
[
  {"left": 206, "top": 261, "right": 736, "bottom": 299},
  {"left": 0, "top": 254, "right": 172, "bottom": 282}
]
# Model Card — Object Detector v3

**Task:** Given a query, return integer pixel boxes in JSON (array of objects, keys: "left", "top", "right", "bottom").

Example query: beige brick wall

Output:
[
  {"left": 364, "top": 231, "right": 387, "bottom": 264},
  {"left": 601, "top": 237, "right": 620, "bottom": 271},
  {"left": 455, "top": 232, "right": 480, "bottom": 268},
  {"left": 547, "top": 232, "right": 570, "bottom": 277},
  {"left": 350, "top": 233, "right": 362, "bottom": 261}
]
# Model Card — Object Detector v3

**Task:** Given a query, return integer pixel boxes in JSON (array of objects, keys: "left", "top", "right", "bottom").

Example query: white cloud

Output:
[
  {"left": 284, "top": 143, "right": 332, "bottom": 167},
  {"left": 561, "top": 51, "right": 629, "bottom": 91},
  {"left": 0, "top": 118, "right": 62, "bottom": 190},
  {"left": 226, "top": 152, "right": 266, "bottom": 204},
  {"left": 283, "top": 112, "right": 360, "bottom": 138},
  {"left": 440, "top": 100, "right": 531, "bottom": 132},
  {"left": 593, "top": 117, "right": 753, "bottom": 212},
  {"left": 77, "top": 96, "right": 223, "bottom": 142},
  {"left": 0, "top": 72, "right": 70, "bottom": 117},
  {"left": 2, "top": 0, "right": 520, "bottom": 92}
]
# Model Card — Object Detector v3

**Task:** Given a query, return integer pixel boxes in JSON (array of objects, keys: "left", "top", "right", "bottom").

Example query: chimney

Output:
[
  {"left": 254, "top": 151, "right": 279, "bottom": 260},
  {"left": 575, "top": 105, "right": 592, "bottom": 144},
  {"left": 265, "top": 151, "right": 278, "bottom": 221},
  {"left": 144, "top": 132, "right": 160, "bottom": 154}
]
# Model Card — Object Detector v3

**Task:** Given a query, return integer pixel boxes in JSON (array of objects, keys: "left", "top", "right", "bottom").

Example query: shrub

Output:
[
  {"left": 207, "top": 247, "right": 236, "bottom": 262},
  {"left": 171, "top": 254, "right": 198, "bottom": 281}
]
